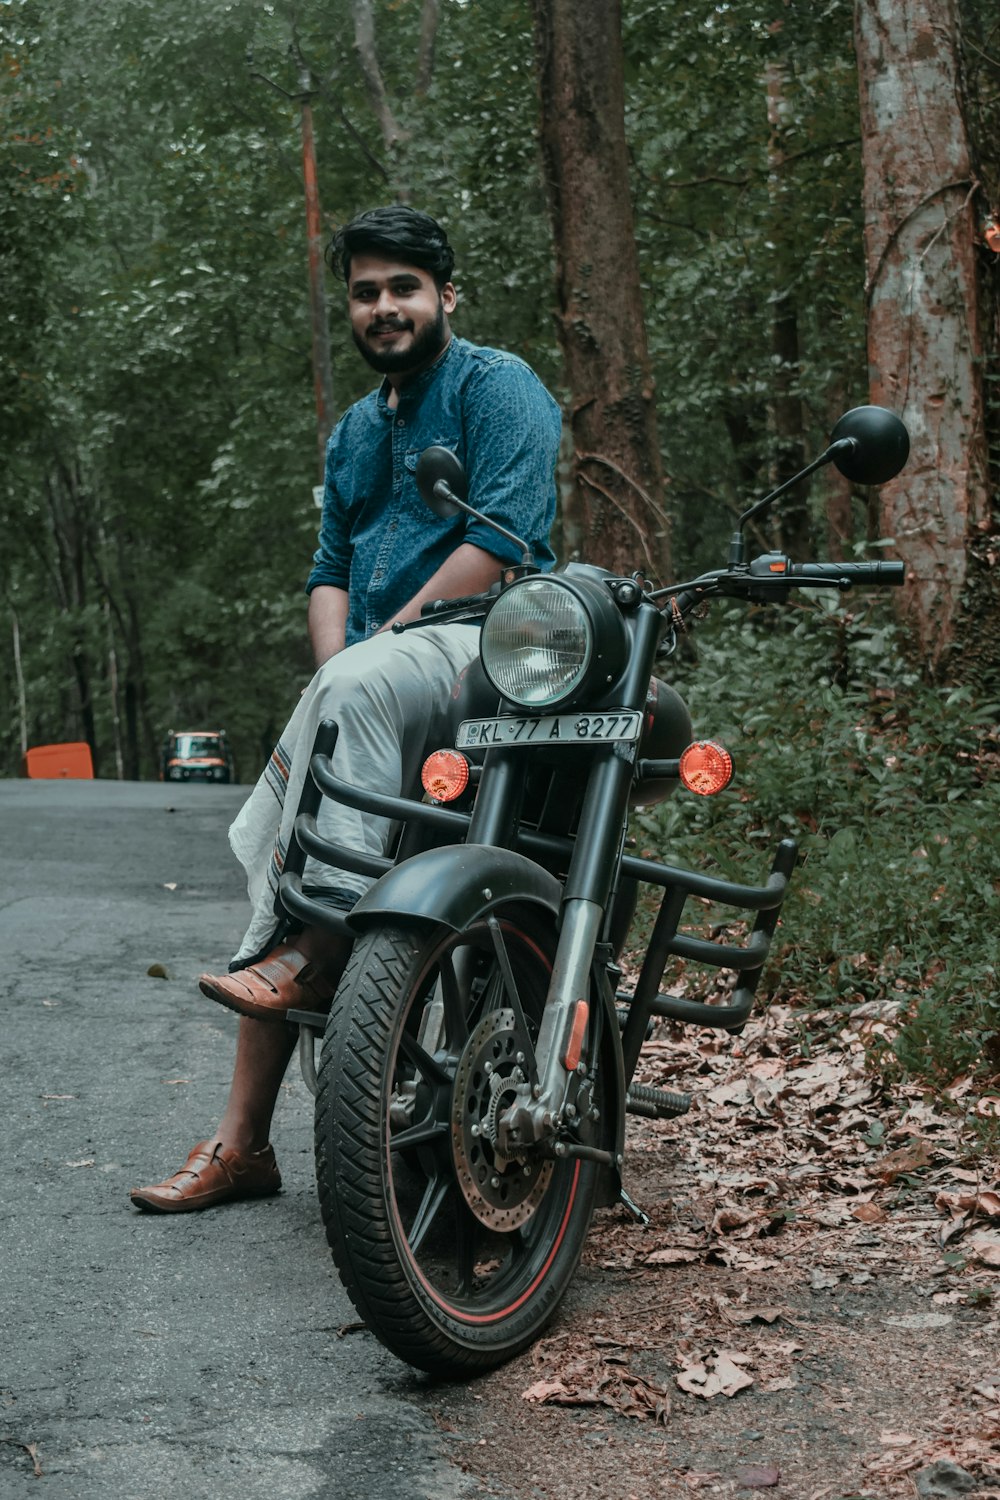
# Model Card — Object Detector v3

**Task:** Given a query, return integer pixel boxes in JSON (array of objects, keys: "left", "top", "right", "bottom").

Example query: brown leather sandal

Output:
[
  {"left": 130, "top": 1140, "right": 281, "bottom": 1213},
  {"left": 198, "top": 943, "right": 336, "bottom": 1021}
]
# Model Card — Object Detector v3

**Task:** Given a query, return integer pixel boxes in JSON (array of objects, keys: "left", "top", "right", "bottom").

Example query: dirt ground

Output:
[{"left": 419, "top": 1000, "right": 1000, "bottom": 1500}]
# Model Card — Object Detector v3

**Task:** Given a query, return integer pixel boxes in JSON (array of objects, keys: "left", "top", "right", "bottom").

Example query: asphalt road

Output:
[{"left": 0, "top": 780, "right": 483, "bottom": 1500}]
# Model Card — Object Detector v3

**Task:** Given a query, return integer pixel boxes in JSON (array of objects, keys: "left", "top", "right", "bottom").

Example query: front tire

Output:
[{"left": 314, "top": 912, "right": 599, "bottom": 1376}]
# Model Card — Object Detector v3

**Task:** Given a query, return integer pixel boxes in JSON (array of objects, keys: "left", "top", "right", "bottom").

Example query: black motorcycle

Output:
[{"left": 277, "top": 405, "right": 909, "bottom": 1377}]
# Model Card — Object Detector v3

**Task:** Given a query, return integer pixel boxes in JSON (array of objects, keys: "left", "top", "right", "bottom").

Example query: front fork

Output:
[
  {"left": 496, "top": 607, "right": 662, "bottom": 1159},
  {"left": 495, "top": 758, "right": 632, "bottom": 1159},
  {"left": 406, "top": 722, "right": 637, "bottom": 1164}
]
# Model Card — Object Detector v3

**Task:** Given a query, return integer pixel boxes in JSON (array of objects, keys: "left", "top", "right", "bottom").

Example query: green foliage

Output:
[
  {"left": 622, "top": 0, "right": 867, "bottom": 574},
  {"left": 0, "top": 0, "right": 994, "bottom": 1098},
  {"left": 0, "top": 0, "right": 560, "bottom": 779},
  {"left": 634, "top": 602, "right": 1000, "bottom": 1083}
]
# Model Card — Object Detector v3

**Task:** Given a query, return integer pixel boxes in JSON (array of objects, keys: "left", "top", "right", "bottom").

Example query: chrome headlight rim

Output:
[{"left": 480, "top": 574, "right": 628, "bottom": 712}]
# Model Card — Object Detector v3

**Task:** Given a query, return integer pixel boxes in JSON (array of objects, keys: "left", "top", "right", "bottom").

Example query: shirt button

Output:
[{"left": 396, "top": 418, "right": 405, "bottom": 428}]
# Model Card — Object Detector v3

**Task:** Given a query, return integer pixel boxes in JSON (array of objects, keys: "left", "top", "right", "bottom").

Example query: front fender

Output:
[
  {"left": 348, "top": 841, "right": 627, "bottom": 1210},
  {"left": 345, "top": 843, "right": 563, "bottom": 934}
]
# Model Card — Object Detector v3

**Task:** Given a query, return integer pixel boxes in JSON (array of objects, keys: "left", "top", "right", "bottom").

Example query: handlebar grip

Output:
[
  {"left": 420, "top": 592, "right": 487, "bottom": 616},
  {"left": 788, "top": 561, "right": 905, "bottom": 586}
]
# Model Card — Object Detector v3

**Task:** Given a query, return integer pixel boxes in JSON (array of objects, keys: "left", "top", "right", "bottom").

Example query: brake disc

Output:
[{"left": 451, "top": 1007, "right": 553, "bottom": 1230}]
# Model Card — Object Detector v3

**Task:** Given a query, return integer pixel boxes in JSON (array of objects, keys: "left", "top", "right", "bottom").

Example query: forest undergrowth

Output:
[{"left": 632, "top": 598, "right": 1000, "bottom": 1134}]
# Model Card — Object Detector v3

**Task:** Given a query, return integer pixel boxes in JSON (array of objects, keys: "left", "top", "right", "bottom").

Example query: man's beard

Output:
[{"left": 353, "top": 300, "right": 448, "bottom": 375}]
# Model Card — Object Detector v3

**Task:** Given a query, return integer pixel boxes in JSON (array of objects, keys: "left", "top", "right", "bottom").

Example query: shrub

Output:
[{"left": 632, "top": 600, "right": 1000, "bottom": 1084}]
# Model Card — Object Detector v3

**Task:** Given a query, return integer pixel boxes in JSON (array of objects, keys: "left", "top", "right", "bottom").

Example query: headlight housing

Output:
[{"left": 480, "top": 575, "right": 628, "bottom": 710}]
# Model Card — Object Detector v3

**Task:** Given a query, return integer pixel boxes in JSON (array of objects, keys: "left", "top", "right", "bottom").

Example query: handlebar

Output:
[
  {"left": 415, "top": 555, "right": 906, "bottom": 632},
  {"left": 786, "top": 560, "right": 905, "bottom": 586}
]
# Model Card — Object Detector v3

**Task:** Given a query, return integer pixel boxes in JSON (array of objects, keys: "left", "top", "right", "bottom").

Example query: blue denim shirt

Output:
[{"left": 306, "top": 336, "right": 561, "bottom": 645}]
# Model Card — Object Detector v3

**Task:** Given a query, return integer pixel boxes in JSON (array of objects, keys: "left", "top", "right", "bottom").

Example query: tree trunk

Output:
[
  {"left": 855, "top": 0, "right": 991, "bottom": 675},
  {"left": 530, "top": 0, "right": 670, "bottom": 583},
  {"left": 299, "top": 67, "right": 336, "bottom": 481},
  {"left": 765, "top": 56, "right": 811, "bottom": 560},
  {"left": 10, "top": 605, "right": 28, "bottom": 758},
  {"left": 44, "top": 461, "right": 100, "bottom": 771},
  {"left": 416, "top": 0, "right": 440, "bottom": 96},
  {"left": 351, "top": 0, "right": 402, "bottom": 151}
]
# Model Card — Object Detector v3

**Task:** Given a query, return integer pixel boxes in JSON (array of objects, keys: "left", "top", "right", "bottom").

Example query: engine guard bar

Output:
[
  {"left": 277, "top": 722, "right": 798, "bottom": 1098},
  {"left": 618, "top": 838, "right": 799, "bottom": 1082},
  {"left": 281, "top": 762, "right": 792, "bottom": 938},
  {"left": 289, "top": 729, "right": 787, "bottom": 914}
]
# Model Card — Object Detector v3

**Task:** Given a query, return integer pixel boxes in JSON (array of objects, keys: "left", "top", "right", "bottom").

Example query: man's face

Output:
[{"left": 347, "top": 254, "right": 457, "bottom": 377}]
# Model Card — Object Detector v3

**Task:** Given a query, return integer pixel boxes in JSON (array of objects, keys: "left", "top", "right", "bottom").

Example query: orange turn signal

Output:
[
  {"left": 678, "top": 740, "right": 734, "bottom": 796},
  {"left": 421, "top": 749, "right": 471, "bottom": 803}
]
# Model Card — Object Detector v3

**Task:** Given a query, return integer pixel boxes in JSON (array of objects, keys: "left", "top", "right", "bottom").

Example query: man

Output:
[{"left": 130, "top": 205, "right": 562, "bottom": 1212}]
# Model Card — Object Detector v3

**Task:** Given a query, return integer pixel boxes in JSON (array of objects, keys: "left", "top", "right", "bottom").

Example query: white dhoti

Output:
[{"left": 228, "top": 623, "right": 482, "bottom": 965}]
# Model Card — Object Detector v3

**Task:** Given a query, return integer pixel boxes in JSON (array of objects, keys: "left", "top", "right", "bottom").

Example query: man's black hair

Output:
[{"left": 327, "top": 205, "right": 455, "bottom": 289}]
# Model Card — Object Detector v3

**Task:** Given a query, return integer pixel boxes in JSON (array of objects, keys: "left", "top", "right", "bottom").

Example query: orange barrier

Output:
[{"left": 23, "top": 742, "right": 95, "bottom": 779}]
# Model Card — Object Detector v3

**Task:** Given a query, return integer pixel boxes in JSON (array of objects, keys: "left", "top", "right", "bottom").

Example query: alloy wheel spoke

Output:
[
  {"left": 453, "top": 1200, "right": 478, "bottom": 1296},
  {"left": 398, "top": 1029, "right": 453, "bottom": 1088},
  {"left": 389, "top": 1114, "right": 450, "bottom": 1152},
  {"left": 407, "top": 1168, "right": 453, "bottom": 1255}
]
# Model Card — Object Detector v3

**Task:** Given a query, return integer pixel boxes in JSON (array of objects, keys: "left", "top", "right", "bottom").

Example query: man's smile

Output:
[{"left": 369, "top": 320, "right": 413, "bottom": 340}]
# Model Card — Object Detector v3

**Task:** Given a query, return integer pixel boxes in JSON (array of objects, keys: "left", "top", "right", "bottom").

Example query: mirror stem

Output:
[
  {"left": 433, "top": 481, "right": 534, "bottom": 567},
  {"left": 736, "top": 442, "right": 851, "bottom": 533}
]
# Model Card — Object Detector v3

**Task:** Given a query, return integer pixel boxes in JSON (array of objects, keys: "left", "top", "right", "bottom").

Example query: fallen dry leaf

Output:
[
  {"left": 644, "top": 1247, "right": 703, "bottom": 1266},
  {"left": 714, "top": 1298, "right": 783, "bottom": 1325},
  {"left": 935, "top": 1187, "right": 1000, "bottom": 1220},
  {"left": 676, "top": 1349, "right": 753, "bottom": 1399},
  {"left": 522, "top": 1338, "right": 669, "bottom": 1422},
  {"left": 711, "top": 1205, "right": 757, "bottom": 1235},
  {"left": 967, "top": 1231, "right": 1000, "bottom": 1267},
  {"left": 868, "top": 1137, "right": 933, "bottom": 1183}
]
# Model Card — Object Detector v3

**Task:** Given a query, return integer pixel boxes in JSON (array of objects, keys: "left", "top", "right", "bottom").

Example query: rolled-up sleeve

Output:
[
  {"left": 460, "top": 357, "right": 562, "bottom": 570},
  {"left": 305, "top": 433, "right": 352, "bottom": 594}
]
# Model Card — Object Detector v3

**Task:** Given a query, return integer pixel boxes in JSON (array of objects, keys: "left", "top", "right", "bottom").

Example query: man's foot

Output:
[
  {"left": 129, "top": 1140, "right": 281, "bottom": 1213},
  {"left": 198, "top": 944, "right": 336, "bottom": 1021}
]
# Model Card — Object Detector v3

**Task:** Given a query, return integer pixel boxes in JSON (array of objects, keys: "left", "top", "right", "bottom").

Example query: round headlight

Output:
[{"left": 480, "top": 576, "right": 627, "bottom": 710}]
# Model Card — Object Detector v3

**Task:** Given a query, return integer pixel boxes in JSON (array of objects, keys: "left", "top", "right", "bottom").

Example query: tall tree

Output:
[
  {"left": 530, "top": 0, "right": 670, "bottom": 582},
  {"left": 855, "top": 0, "right": 993, "bottom": 676}
]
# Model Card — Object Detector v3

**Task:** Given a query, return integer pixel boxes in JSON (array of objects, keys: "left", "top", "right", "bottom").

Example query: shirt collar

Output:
[{"left": 375, "top": 335, "right": 458, "bottom": 413}]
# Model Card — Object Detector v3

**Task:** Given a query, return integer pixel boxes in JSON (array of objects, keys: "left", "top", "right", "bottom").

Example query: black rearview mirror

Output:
[
  {"left": 416, "top": 446, "right": 469, "bottom": 518},
  {"left": 829, "top": 406, "right": 910, "bottom": 486}
]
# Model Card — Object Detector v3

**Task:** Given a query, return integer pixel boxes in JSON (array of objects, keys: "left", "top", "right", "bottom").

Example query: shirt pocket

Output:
[{"left": 404, "top": 440, "right": 464, "bottom": 517}]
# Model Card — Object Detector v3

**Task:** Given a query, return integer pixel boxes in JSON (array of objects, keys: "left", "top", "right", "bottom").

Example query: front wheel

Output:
[{"left": 314, "top": 911, "right": 599, "bottom": 1376}]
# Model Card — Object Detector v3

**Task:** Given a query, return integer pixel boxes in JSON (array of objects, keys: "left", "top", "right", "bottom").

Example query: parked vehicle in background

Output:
[{"left": 160, "top": 730, "right": 234, "bottom": 784}]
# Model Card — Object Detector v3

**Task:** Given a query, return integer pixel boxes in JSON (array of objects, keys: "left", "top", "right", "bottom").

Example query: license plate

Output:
[{"left": 456, "top": 710, "right": 643, "bottom": 750}]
